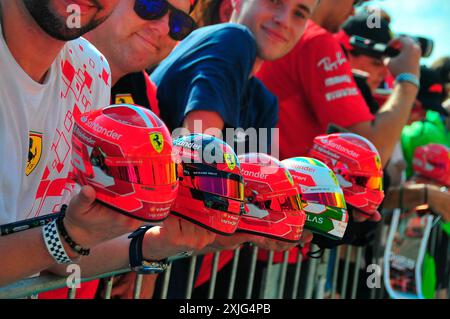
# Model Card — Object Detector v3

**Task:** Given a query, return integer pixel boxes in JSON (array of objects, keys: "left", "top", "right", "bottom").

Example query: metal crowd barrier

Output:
[{"left": 1, "top": 211, "right": 449, "bottom": 300}]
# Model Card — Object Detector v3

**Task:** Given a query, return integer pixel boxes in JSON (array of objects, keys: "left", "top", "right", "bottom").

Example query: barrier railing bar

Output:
[
  {"left": 133, "top": 274, "right": 143, "bottom": 299},
  {"left": 261, "top": 250, "right": 274, "bottom": 299},
  {"left": 245, "top": 245, "right": 258, "bottom": 299},
  {"left": 103, "top": 276, "right": 115, "bottom": 299},
  {"left": 331, "top": 246, "right": 341, "bottom": 299},
  {"left": 277, "top": 251, "right": 290, "bottom": 299},
  {"left": 315, "top": 249, "right": 330, "bottom": 299},
  {"left": 351, "top": 247, "right": 363, "bottom": 299},
  {"left": 160, "top": 262, "right": 172, "bottom": 300},
  {"left": 0, "top": 268, "right": 131, "bottom": 299},
  {"left": 304, "top": 244, "right": 319, "bottom": 299},
  {"left": 227, "top": 247, "right": 241, "bottom": 299},
  {"left": 184, "top": 256, "right": 197, "bottom": 300},
  {"left": 291, "top": 251, "right": 303, "bottom": 299},
  {"left": 207, "top": 252, "right": 221, "bottom": 299},
  {"left": 340, "top": 245, "right": 353, "bottom": 299}
]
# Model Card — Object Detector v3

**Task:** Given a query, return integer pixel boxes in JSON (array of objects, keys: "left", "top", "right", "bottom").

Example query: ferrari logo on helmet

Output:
[
  {"left": 150, "top": 132, "right": 164, "bottom": 153},
  {"left": 26, "top": 131, "right": 42, "bottom": 176},
  {"left": 224, "top": 153, "right": 236, "bottom": 171}
]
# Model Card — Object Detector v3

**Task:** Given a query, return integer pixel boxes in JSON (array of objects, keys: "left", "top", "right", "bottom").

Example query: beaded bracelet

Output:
[{"left": 56, "top": 205, "right": 91, "bottom": 256}]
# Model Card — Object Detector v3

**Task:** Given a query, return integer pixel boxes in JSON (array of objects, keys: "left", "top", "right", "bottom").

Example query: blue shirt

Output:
[{"left": 151, "top": 23, "right": 278, "bottom": 153}]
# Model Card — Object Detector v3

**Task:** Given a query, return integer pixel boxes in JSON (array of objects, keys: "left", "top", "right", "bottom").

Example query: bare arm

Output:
[
  {"left": 347, "top": 37, "right": 422, "bottom": 167},
  {"left": 383, "top": 183, "right": 450, "bottom": 221},
  {"left": 183, "top": 110, "right": 225, "bottom": 135},
  {"left": 0, "top": 186, "right": 144, "bottom": 287}
]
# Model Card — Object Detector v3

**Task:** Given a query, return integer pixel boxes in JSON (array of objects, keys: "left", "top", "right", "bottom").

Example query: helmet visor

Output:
[
  {"left": 183, "top": 164, "right": 244, "bottom": 201},
  {"left": 257, "top": 194, "right": 302, "bottom": 212},
  {"left": 301, "top": 191, "right": 346, "bottom": 209},
  {"left": 350, "top": 175, "right": 383, "bottom": 191},
  {"left": 91, "top": 148, "right": 177, "bottom": 186},
  {"left": 190, "top": 188, "right": 245, "bottom": 214}
]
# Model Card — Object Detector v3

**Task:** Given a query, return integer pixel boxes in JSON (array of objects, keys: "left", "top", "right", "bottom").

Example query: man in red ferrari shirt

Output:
[{"left": 257, "top": 0, "right": 421, "bottom": 171}]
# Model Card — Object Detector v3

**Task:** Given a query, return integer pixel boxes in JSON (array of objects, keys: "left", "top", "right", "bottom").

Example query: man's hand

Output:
[
  {"left": 386, "top": 36, "right": 422, "bottom": 78},
  {"left": 63, "top": 185, "right": 145, "bottom": 249},
  {"left": 427, "top": 185, "right": 450, "bottom": 222},
  {"left": 142, "top": 215, "right": 216, "bottom": 260}
]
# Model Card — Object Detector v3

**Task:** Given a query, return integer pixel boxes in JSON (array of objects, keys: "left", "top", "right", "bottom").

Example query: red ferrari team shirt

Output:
[{"left": 257, "top": 20, "right": 374, "bottom": 161}]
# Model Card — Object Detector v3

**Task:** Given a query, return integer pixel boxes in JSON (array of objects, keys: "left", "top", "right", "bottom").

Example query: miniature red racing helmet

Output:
[
  {"left": 413, "top": 144, "right": 450, "bottom": 187},
  {"left": 72, "top": 104, "right": 178, "bottom": 222},
  {"left": 237, "top": 153, "right": 306, "bottom": 243},
  {"left": 171, "top": 134, "right": 245, "bottom": 235},
  {"left": 308, "top": 133, "right": 384, "bottom": 216}
]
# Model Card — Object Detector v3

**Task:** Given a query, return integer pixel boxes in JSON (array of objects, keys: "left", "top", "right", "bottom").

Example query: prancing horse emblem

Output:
[{"left": 150, "top": 132, "right": 164, "bottom": 153}]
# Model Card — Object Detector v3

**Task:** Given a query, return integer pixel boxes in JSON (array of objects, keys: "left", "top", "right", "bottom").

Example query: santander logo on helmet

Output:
[{"left": 72, "top": 104, "right": 178, "bottom": 222}]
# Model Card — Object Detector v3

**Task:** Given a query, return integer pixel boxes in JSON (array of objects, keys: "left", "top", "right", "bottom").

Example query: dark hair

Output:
[{"left": 191, "top": 0, "right": 224, "bottom": 27}]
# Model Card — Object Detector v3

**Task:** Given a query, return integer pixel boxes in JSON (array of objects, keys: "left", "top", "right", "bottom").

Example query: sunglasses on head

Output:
[{"left": 134, "top": 0, "right": 197, "bottom": 41}]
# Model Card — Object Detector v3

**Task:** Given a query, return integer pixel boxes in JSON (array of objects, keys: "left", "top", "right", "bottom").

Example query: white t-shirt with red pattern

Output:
[{"left": 0, "top": 28, "right": 111, "bottom": 225}]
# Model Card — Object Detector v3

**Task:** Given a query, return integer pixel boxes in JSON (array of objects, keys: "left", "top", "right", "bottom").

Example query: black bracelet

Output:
[{"left": 56, "top": 205, "right": 90, "bottom": 256}]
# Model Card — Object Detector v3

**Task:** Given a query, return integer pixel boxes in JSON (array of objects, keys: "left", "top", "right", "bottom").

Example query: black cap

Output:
[
  {"left": 342, "top": 12, "right": 393, "bottom": 58},
  {"left": 418, "top": 66, "right": 449, "bottom": 117},
  {"left": 431, "top": 57, "right": 450, "bottom": 84}
]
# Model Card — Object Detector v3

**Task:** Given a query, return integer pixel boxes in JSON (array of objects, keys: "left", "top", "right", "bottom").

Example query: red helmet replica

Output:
[
  {"left": 282, "top": 157, "right": 348, "bottom": 240},
  {"left": 237, "top": 153, "right": 306, "bottom": 243},
  {"left": 308, "top": 133, "right": 384, "bottom": 216},
  {"left": 413, "top": 144, "right": 450, "bottom": 187},
  {"left": 72, "top": 104, "right": 178, "bottom": 222},
  {"left": 171, "top": 134, "right": 245, "bottom": 235}
]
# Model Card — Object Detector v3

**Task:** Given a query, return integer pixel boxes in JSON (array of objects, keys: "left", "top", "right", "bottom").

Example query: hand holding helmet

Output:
[
  {"left": 63, "top": 185, "right": 146, "bottom": 251},
  {"left": 142, "top": 215, "right": 217, "bottom": 261}
]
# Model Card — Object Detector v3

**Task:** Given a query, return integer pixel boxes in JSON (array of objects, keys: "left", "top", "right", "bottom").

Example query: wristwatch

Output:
[{"left": 128, "top": 225, "right": 169, "bottom": 274}]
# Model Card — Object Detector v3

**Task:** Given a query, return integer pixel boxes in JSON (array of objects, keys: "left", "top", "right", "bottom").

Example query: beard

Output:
[{"left": 22, "top": 0, "right": 107, "bottom": 41}]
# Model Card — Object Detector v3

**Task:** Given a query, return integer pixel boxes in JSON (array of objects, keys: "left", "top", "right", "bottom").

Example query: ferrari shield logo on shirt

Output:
[
  {"left": 26, "top": 131, "right": 43, "bottom": 176},
  {"left": 150, "top": 132, "right": 164, "bottom": 153},
  {"left": 224, "top": 153, "right": 236, "bottom": 171},
  {"left": 115, "top": 94, "right": 135, "bottom": 105}
]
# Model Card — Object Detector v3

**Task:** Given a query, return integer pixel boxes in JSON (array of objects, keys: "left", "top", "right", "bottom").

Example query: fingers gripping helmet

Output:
[
  {"left": 283, "top": 157, "right": 348, "bottom": 240},
  {"left": 237, "top": 153, "right": 306, "bottom": 243},
  {"left": 413, "top": 144, "right": 450, "bottom": 187},
  {"left": 308, "top": 133, "right": 384, "bottom": 216},
  {"left": 171, "top": 134, "right": 245, "bottom": 235},
  {"left": 72, "top": 104, "right": 178, "bottom": 222}
]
